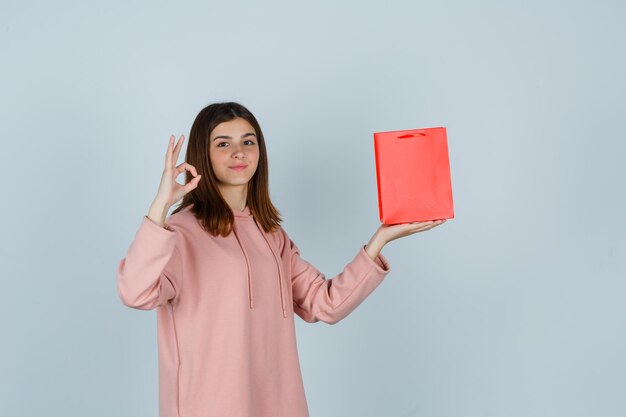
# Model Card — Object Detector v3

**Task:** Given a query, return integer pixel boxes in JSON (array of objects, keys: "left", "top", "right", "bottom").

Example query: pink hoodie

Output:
[{"left": 117, "top": 204, "right": 391, "bottom": 417}]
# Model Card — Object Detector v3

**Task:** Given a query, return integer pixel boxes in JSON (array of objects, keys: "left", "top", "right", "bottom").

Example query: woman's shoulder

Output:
[{"left": 267, "top": 223, "right": 296, "bottom": 254}]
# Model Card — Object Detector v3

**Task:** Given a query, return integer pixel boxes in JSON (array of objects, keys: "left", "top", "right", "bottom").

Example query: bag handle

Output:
[{"left": 397, "top": 132, "right": 427, "bottom": 139}]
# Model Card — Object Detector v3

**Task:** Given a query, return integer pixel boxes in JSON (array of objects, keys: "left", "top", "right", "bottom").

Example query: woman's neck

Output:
[{"left": 218, "top": 184, "right": 248, "bottom": 211}]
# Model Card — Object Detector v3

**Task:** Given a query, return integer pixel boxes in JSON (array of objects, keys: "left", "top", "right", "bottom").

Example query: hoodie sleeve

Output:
[
  {"left": 117, "top": 216, "right": 183, "bottom": 310},
  {"left": 288, "top": 236, "right": 391, "bottom": 325}
]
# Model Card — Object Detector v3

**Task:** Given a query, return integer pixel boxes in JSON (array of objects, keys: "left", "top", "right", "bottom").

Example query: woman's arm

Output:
[
  {"left": 116, "top": 212, "right": 183, "bottom": 310},
  {"left": 287, "top": 232, "right": 391, "bottom": 325}
]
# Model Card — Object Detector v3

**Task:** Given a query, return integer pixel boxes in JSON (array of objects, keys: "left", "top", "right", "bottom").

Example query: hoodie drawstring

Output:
[
  {"left": 232, "top": 225, "right": 254, "bottom": 309},
  {"left": 233, "top": 219, "right": 287, "bottom": 319},
  {"left": 255, "top": 219, "right": 287, "bottom": 318}
]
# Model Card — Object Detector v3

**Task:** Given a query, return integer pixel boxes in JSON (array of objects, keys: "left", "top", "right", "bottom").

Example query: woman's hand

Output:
[
  {"left": 154, "top": 134, "right": 202, "bottom": 208},
  {"left": 364, "top": 219, "right": 447, "bottom": 261},
  {"left": 376, "top": 219, "right": 447, "bottom": 245},
  {"left": 147, "top": 135, "right": 202, "bottom": 228}
]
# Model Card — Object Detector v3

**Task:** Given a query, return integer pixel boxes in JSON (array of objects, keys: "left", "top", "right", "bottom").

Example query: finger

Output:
[
  {"left": 421, "top": 220, "right": 445, "bottom": 231},
  {"left": 408, "top": 221, "right": 434, "bottom": 228},
  {"left": 172, "top": 135, "right": 184, "bottom": 165},
  {"left": 413, "top": 220, "right": 435, "bottom": 225},
  {"left": 413, "top": 219, "right": 446, "bottom": 226},
  {"left": 165, "top": 135, "right": 175, "bottom": 166},
  {"left": 415, "top": 224, "right": 435, "bottom": 232},
  {"left": 183, "top": 175, "right": 202, "bottom": 194},
  {"left": 187, "top": 163, "right": 198, "bottom": 177},
  {"left": 176, "top": 162, "right": 198, "bottom": 177},
  {"left": 173, "top": 135, "right": 185, "bottom": 164},
  {"left": 412, "top": 221, "right": 440, "bottom": 232}
]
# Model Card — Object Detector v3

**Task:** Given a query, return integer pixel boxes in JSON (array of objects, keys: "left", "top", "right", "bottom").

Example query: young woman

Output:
[{"left": 117, "top": 102, "right": 445, "bottom": 417}]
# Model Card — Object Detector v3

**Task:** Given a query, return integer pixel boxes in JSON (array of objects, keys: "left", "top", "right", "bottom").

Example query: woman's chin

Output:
[{"left": 218, "top": 178, "right": 252, "bottom": 186}]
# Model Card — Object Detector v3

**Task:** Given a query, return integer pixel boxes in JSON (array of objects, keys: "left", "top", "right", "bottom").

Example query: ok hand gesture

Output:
[{"left": 153, "top": 134, "right": 202, "bottom": 209}]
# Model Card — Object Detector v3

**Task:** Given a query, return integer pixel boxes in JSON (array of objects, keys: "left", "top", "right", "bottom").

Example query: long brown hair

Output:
[{"left": 171, "top": 102, "right": 283, "bottom": 237}]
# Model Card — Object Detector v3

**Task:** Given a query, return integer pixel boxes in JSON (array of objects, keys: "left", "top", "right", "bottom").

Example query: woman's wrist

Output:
[
  {"left": 147, "top": 199, "right": 170, "bottom": 228},
  {"left": 364, "top": 233, "right": 387, "bottom": 262}
]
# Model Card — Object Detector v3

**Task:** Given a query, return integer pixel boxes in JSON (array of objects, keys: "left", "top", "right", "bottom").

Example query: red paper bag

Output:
[{"left": 373, "top": 126, "right": 454, "bottom": 224}]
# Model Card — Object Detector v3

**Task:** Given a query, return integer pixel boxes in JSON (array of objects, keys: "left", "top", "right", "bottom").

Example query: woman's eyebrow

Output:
[{"left": 212, "top": 132, "right": 257, "bottom": 141}]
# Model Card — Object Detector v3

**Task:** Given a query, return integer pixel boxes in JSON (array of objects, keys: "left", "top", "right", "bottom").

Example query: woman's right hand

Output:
[{"left": 154, "top": 134, "right": 202, "bottom": 209}]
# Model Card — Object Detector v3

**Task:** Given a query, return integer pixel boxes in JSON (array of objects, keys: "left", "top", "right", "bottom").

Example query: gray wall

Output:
[{"left": 1, "top": 1, "right": 624, "bottom": 416}]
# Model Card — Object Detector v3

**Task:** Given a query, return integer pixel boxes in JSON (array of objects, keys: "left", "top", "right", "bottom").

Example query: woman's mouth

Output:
[{"left": 229, "top": 165, "right": 247, "bottom": 171}]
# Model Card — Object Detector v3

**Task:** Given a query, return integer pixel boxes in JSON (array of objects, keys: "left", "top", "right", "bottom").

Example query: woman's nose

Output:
[{"left": 232, "top": 146, "right": 245, "bottom": 157}]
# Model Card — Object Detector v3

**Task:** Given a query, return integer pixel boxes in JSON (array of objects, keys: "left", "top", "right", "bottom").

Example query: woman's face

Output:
[{"left": 208, "top": 117, "right": 260, "bottom": 189}]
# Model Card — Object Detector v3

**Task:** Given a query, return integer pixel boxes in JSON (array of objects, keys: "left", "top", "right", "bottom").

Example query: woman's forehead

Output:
[{"left": 211, "top": 117, "right": 255, "bottom": 137}]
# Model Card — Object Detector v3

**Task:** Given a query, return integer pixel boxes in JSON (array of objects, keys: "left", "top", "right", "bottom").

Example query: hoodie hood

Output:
[{"left": 231, "top": 205, "right": 288, "bottom": 318}]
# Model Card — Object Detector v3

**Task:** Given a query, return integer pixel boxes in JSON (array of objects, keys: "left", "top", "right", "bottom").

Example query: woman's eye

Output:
[{"left": 217, "top": 140, "right": 255, "bottom": 147}]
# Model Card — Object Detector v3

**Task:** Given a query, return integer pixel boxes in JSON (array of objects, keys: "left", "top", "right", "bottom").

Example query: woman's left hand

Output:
[
  {"left": 364, "top": 218, "right": 447, "bottom": 261},
  {"left": 376, "top": 219, "right": 447, "bottom": 245}
]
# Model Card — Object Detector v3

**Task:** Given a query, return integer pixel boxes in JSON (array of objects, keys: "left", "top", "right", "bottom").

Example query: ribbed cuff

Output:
[{"left": 359, "top": 244, "right": 391, "bottom": 273}]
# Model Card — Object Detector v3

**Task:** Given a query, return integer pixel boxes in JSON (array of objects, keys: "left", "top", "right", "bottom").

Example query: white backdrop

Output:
[{"left": 1, "top": 1, "right": 625, "bottom": 416}]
